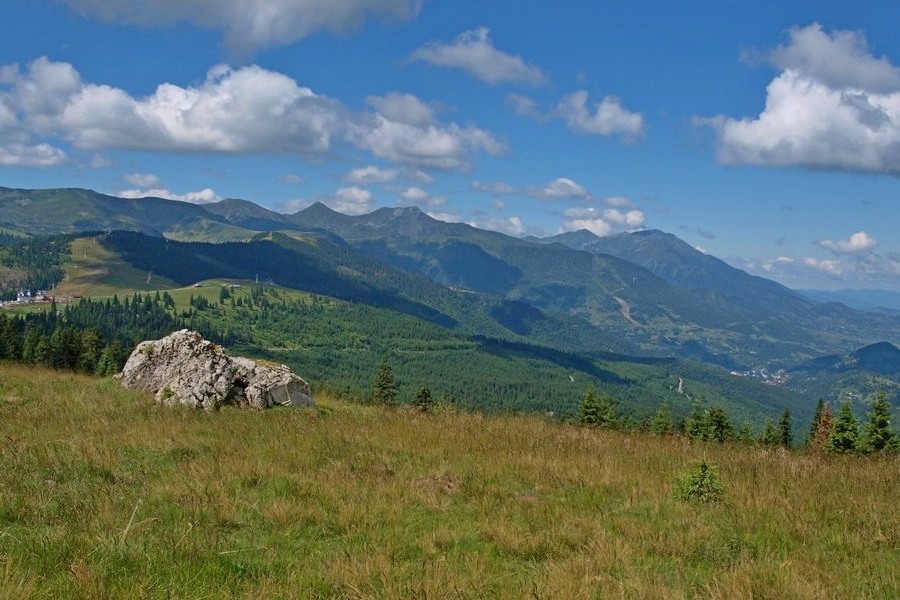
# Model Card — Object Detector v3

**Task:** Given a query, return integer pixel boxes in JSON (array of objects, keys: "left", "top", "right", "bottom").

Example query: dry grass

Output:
[{"left": 0, "top": 363, "right": 897, "bottom": 598}]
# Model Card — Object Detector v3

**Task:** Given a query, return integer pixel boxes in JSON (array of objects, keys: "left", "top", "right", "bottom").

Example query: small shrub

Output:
[{"left": 674, "top": 459, "right": 725, "bottom": 503}]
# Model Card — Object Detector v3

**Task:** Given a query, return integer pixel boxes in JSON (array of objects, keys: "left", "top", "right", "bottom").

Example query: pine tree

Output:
[
  {"left": 737, "top": 421, "right": 754, "bottom": 444},
  {"left": 806, "top": 398, "right": 824, "bottom": 446},
  {"left": 827, "top": 399, "right": 860, "bottom": 454},
  {"left": 685, "top": 399, "right": 711, "bottom": 441},
  {"left": 779, "top": 408, "right": 793, "bottom": 448},
  {"left": 413, "top": 386, "right": 433, "bottom": 412},
  {"left": 650, "top": 402, "right": 673, "bottom": 434},
  {"left": 578, "top": 386, "right": 616, "bottom": 427},
  {"left": 758, "top": 417, "right": 779, "bottom": 446},
  {"left": 707, "top": 405, "right": 733, "bottom": 442},
  {"left": 372, "top": 353, "right": 398, "bottom": 406},
  {"left": 862, "top": 392, "right": 898, "bottom": 453}
]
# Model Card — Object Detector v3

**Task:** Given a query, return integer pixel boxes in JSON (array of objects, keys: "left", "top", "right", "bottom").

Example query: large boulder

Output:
[{"left": 116, "top": 330, "right": 313, "bottom": 410}]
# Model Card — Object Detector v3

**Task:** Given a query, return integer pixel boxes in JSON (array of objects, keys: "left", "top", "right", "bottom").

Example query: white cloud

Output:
[
  {"left": 492, "top": 199, "right": 505, "bottom": 211},
  {"left": 3, "top": 58, "right": 343, "bottom": 157},
  {"left": 471, "top": 180, "right": 516, "bottom": 196},
  {"left": 123, "top": 172, "right": 162, "bottom": 188},
  {"left": 119, "top": 187, "right": 221, "bottom": 204},
  {"left": 60, "top": 0, "right": 422, "bottom": 54},
  {"left": 510, "top": 91, "right": 645, "bottom": 140},
  {"left": 555, "top": 91, "right": 645, "bottom": 140},
  {"left": 425, "top": 210, "right": 461, "bottom": 223},
  {"left": 468, "top": 216, "right": 525, "bottom": 236},
  {"left": 348, "top": 92, "right": 505, "bottom": 170},
  {"left": 603, "top": 196, "right": 634, "bottom": 208},
  {"left": 325, "top": 186, "right": 375, "bottom": 215},
  {"left": 88, "top": 153, "right": 111, "bottom": 168},
  {"left": 410, "top": 27, "right": 546, "bottom": 86},
  {"left": 700, "top": 23, "right": 900, "bottom": 175},
  {"left": 528, "top": 177, "right": 591, "bottom": 201},
  {"left": 343, "top": 165, "right": 398, "bottom": 184},
  {"left": 818, "top": 230, "right": 877, "bottom": 254},
  {"left": 0, "top": 142, "right": 67, "bottom": 167},
  {"left": 766, "top": 23, "right": 900, "bottom": 93},
  {"left": 559, "top": 206, "right": 645, "bottom": 237},
  {"left": 279, "top": 174, "right": 305, "bottom": 184},
  {"left": 397, "top": 186, "right": 445, "bottom": 208}
]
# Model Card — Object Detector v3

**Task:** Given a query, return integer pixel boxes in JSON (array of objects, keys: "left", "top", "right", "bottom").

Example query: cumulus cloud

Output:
[
  {"left": 410, "top": 27, "right": 546, "bottom": 86},
  {"left": 397, "top": 186, "right": 446, "bottom": 208},
  {"left": 2, "top": 58, "right": 343, "bottom": 156},
  {"left": 471, "top": 180, "right": 516, "bottom": 196},
  {"left": 123, "top": 172, "right": 163, "bottom": 188},
  {"left": 119, "top": 186, "right": 221, "bottom": 204},
  {"left": 555, "top": 91, "right": 645, "bottom": 140},
  {"left": 527, "top": 177, "right": 591, "bottom": 201},
  {"left": 0, "top": 142, "right": 67, "bottom": 167},
  {"left": 468, "top": 216, "right": 525, "bottom": 236},
  {"left": 558, "top": 206, "right": 645, "bottom": 237},
  {"left": 348, "top": 92, "right": 505, "bottom": 170},
  {"left": 818, "top": 230, "right": 877, "bottom": 254},
  {"left": 700, "top": 23, "right": 900, "bottom": 175},
  {"left": 60, "top": 0, "right": 422, "bottom": 55},
  {"left": 509, "top": 91, "right": 645, "bottom": 141},
  {"left": 344, "top": 165, "right": 399, "bottom": 184}
]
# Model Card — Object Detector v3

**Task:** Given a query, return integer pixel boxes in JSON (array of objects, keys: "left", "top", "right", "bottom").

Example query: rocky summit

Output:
[{"left": 116, "top": 329, "right": 313, "bottom": 410}]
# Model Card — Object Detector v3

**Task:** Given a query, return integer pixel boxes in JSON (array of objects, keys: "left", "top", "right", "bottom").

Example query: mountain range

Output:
[{"left": 2, "top": 186, "right": 898, "bottom": 391}]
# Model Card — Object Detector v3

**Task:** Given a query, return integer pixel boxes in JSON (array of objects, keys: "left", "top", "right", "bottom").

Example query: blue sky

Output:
[{"left": 1, "top": 1, "right": 899, "bottom": 291}]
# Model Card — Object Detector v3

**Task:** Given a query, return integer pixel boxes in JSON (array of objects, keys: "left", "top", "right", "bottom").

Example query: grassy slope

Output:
[
  {"left": 54, "top": 237, "right": 181, "bottom": 297},
  {"left": 0, "top": 365, "right": 896, "bottom": 599}
]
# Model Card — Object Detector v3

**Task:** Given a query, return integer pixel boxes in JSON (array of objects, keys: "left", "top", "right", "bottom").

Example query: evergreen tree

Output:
[
  {"left": 650, "top": 402, "right": 672, "bottom": 434},
  {"left": 707, "top": 405, "right": 733, "bottom": 442},
  {"left": 578, "top": 386, "right": 616, "bottom": 427},
  {"left": 685, "top": 399, "right": 711, "bottom": 441},
  {"left": 779, "top": 408, "right": 793, "bottom": 448},
  {"left": 372, "top": 353, "right": 398, "bottom": 405},
  {"left": 737, "top": 420, "right": 754, "bottom": 444},
  {"left": 413, "top": 386, "right": 433, "bottom": 412},
  {"left": 827, "top": 399, "right": 860, "bottom": 454},
  {"left": 862, "top": 392, "right": 897, "bottom": 453},
  {"left": 806, "top": 398, "right": 825, "bottom": 446},
  {"left": 758, "top": 417, "right": 779, "bottom": 446}
]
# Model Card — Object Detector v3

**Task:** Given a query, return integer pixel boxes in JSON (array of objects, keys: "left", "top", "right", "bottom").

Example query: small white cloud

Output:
[
  {"left": 603, "top": 196, "right": 634, "bottom": 208},
  {"left": 397, "top": 186, "right": 445, "bottom": 208},
  {"left": 123, "top": 172, "right": 163, "bottom": 188},
  {"left": 119, "top": 186, "right": 221, "bottom": 204},
  {"left": 348, "top": 92, "right": 505, "bottom": 170},
  {"left": 471, "top": 180, "right": 516, "bottom": 196},
  {"left": 343, "top": 165, "right": 398, "bottom": 184},
  {"left": 279, "top": 174, "right": 305, "bottom": 184},
  {"left": 410, "top": 27, "right": 546, "bottom": 86},
  {"left": 492, "top": 199, "right": 505, "bottom": 210},
  {"left": 559, "top": 206, "right": 645, "bottom": 237},
  {"left": 510, "top": 91, "right": 645, "bottom": 141},
  {"left": 528, "top": 177, "right": 591, "bottom": 201},
  {"left": 818, "top": 230, "right": 877, "bottom": 254},
  {"left": 555, "top": 91, "right": 645, "bottom": 140},
  {"left": 0, "top": 142, "right": 67, "bottom": 167},
  {"left": 468, "top": 216, "right": 525, "bottom": 236},
  {"left": 426, "top": 210, "right": 461, "bottom": 223}
]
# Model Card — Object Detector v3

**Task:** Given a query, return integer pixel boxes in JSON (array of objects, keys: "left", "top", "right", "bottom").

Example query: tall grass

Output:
[{"left": 0, "top": 363, "right": 897, "bottom": 598}]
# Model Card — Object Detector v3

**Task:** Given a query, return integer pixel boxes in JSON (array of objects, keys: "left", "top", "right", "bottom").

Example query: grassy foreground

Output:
[{"left": 0, "top": 364, "right": 897, "bottom": 599}]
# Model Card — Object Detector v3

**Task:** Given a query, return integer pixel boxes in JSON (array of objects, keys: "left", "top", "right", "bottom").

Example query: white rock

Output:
[{"left": 116, "top": 330, "right": 313, "bottom": 410}]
